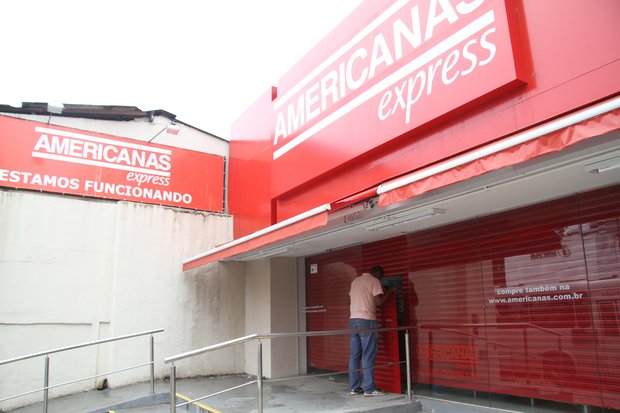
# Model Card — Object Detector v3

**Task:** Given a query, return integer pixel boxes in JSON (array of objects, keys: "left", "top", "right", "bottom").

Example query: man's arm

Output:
[{"left": 374, "top": 287, "right": 397, "bottom": 307}]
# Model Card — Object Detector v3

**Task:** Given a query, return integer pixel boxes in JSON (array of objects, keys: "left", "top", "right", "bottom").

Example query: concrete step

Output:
[
  {"left": 340, "top": 398, "right": 423, "bottom": 412},
  {"left": 107, "top": 400, "right": 424, "bottom": 413}
]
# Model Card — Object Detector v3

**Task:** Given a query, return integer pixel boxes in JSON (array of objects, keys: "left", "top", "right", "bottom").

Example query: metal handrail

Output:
[
  {"left": 164, "top": 325, "right": 417, "bottom": 413},
  {"left": 164, "top": 321, "right": 562, "bottom": 412},
  {"left": 164, "top": 326, "right": 414, "bottom": 363},
  {"left": 419, "top": 322, "right": 563, "bottom": 336},
  {"left": 0, "top": 328, "right": 164, "bottom": 413}
]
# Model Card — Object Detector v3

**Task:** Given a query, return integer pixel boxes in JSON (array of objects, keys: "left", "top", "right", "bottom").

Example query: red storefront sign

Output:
[
  {"left": 0, "top": 116, "right": 224, "bottom": 212},
  {"left": 271, "top": 0, "right": 525, "bottom": 195}
]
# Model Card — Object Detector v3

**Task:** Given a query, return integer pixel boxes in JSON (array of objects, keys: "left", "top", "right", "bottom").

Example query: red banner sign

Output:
[
  {"left": 270, "top": 0, "right": 525, "bottom": 194},
  {"left": 0, "top": 116, "right": 224, "bottom": 212}
]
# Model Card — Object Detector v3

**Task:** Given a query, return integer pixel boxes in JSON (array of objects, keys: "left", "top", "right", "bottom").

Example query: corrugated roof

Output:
[{"left": 0, "top": 102, "right": 176, "bottom": 122}]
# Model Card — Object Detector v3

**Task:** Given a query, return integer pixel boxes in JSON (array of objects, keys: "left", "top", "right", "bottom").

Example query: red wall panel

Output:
[
  {"left": 229, "top": 88, "right": 277, "bottom": 237},
  {"left": 229, "top": 0, "right": 620, "bottom": 234}
]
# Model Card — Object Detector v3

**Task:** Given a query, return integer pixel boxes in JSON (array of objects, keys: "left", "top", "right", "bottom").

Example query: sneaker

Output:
[
  {"left": 364, "top": 389, "right": 387, "bottom": 397},
  {"left": 350, "top": 387, "right": 364, "bottom": 395}
]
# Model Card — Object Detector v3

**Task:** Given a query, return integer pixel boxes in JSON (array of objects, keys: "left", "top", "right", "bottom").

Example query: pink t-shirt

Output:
[{"left": 349, "top": 273, "right": 384, "bottom": 320}]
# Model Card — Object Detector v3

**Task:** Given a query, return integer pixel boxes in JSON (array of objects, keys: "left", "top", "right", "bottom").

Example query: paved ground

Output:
[
  {"left": 4, "top": 375, "right": 421, "bottom": 413},
  {"left": 5, "top": 374, "right": 576, "bottom": 413}
]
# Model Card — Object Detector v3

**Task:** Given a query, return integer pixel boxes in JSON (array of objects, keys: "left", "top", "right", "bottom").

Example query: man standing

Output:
[{"left": 348, "top": 265, "right": 395, "bottom": 397}]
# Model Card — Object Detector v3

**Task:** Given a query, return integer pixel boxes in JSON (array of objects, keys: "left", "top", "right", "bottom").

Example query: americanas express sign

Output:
[
  {"left": 0, "top": 116, "right": 224, "bottom": 212},
  {"left": 271, "top": 0, "right": 525, "bottom": 185}
]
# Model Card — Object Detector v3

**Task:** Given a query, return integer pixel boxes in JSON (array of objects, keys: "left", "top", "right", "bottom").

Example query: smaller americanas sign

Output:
[{"left": 0, "top": 116, "right": 224, "bottom": 212}]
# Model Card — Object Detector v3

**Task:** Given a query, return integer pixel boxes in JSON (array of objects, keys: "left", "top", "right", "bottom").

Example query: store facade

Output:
[
  {"left": 304, "top": 184, "right": 620, "bottom": 409},
  {"left": 184, "top": 0, "right": 620, "bottom": 411}
]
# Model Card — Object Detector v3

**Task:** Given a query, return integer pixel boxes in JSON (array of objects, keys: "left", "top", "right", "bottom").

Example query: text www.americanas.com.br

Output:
[{"left": 488, "top": 292, "right": 584, "bottom": 304}]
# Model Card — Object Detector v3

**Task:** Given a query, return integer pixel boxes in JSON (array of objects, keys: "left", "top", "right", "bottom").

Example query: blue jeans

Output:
[{"left": 348, "top": 318, "right": 378, "bottom": 393}]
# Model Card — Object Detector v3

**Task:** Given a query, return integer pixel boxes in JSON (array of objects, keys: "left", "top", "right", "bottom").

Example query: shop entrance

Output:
[
  {"left": 307, "top": 184, "right": 620, "bottom": 410},
  {"left": 305, "top": 255, "right": 407, "bottom": 394}
]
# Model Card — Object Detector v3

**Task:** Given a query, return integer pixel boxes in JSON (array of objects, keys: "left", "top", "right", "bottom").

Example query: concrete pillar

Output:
[
  {"left": 270, "top": 257, "right": 298, "bottom": 377},
  {"left": 244, "top": 257, "right": 299, "bottom": 378}
]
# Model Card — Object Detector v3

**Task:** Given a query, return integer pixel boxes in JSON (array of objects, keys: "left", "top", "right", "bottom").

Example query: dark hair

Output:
[{"left": 370, "top": 265, "right": 384, "bottom": 278}]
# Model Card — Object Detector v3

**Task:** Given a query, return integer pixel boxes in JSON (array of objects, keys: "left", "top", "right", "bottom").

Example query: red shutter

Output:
[
  {"left": 306, "top": 183, "right": 620, "bottom": 408},
  {"left": 407, "top": 185, "right": 620, "bottom": 408},
  {"left": 306, "top": 246, "right": 362, "bottom": 373},
  {"left": 362, "top": 236, "right": 409, "bottom": 393},
  {"left": 575, "top": 185, "right": 620, "bottom": 410}
]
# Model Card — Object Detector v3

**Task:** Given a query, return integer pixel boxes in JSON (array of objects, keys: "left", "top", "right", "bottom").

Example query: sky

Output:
[{"left": 1, "top": 0, "right": 363, "bottom": 140}]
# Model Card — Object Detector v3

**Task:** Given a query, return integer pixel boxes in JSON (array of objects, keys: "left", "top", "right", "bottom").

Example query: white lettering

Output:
[
  {"left": 84, "top": 180, "right": 192, "bottom": 204},
  {"left": 378, "top": 90, "right": 393, "bottom": 121},
  {"left": 393, "top": 5, "right": 423, "bottom": 60},
  {"left": 441, "top": 49, "right": 460, "bottom": 85},
  {"left": 272, "top": 1, "right": 500, "bottom": 158},
  {"left": 456, "top": 0, "right": 485, "bottom": 15},
  {"left": 368, "top": 32, "right": 394, "bottom": 79},
  {"left": 125, "top": 172, "right": 171, "bottom": 187},
  {"left": 378, "top": 26, "right": 497, "bottom": 125},
  {"left": 321, "top": 69, "right": 340, "bottom": 110},
  {"left": 405, "top": 71, "right": 426, "bottom": 124},
  {"left": 392, "top": 81, "right": 408, "bottom": 115},
  {"left": 346, "top": 48, "right": 369, "bottom": 90},
  {"left": 425, "top": 0, "right": 459, "bottom": 41},
  {"left": 461, "top": 38, "right": 479, "bottom": 75},
  {"left": 288, "top": 95, "right": 305, "bottom": 136},
  {"left": 32, "top": 127, "right": 172, "bottom": 176},
  {"left": 274, "top": 112, "right": 287, "bottom": 145},
  {"left": 0, "top": 168, "right": 80, "bottom": 189},
  {"left": 305, "top": 81, "right": 321, "bottom": 122},
  {"left": 426, "top": 59, "right": 443, "bottom": 95},
  {"left": 478, "top": 27, "right": 496, "bottom": 65}
]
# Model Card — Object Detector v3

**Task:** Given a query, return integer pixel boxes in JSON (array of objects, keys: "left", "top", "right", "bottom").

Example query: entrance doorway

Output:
[{"left": 305, "top": 254, "right": 406, "bottom": 394}]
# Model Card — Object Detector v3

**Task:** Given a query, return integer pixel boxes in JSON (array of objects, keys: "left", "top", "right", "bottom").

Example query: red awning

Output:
[
  {"left": 330, "top": 186, "right": 379, "bottom": 211},
  {"left": 378, "top": 98, "right": 620, "bottom": 207},
  {"left": 183, "top": 206, "right": 329, "bottom": 271},
  {"left": 182, "top": 96, "right": 620, "bottom": 271}
]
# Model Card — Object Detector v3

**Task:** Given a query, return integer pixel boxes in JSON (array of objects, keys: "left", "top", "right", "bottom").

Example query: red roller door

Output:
[{"left": 306, "top": 183, "right": 620, "bottom": 409}]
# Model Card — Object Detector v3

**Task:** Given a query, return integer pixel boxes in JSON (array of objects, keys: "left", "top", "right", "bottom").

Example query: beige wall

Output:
[
  {"left": 0, "top": 193, "right": 304, "bottom": 410},
  {"left": 244, "top": 260, "right": 272, "bottom": 376},
  {"left": 0, "top": 190, "right": 243, "bottom": 409},
  {"left": 243, "top": 257, "right": 299, "bottom": 378},
  {"left": 270, "top": 258, "right": 299, "bottom": 377}
]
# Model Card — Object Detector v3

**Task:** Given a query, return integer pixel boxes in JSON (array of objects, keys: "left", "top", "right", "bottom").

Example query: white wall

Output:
[{"left": 0, "top": 190, "right": 244, "bottom": 410}]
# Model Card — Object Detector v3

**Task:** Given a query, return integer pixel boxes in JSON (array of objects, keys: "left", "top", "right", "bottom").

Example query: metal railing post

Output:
[
  {"left": 43, "top": 355, "right": 50, "bottom": 413},
  {"left": 257, "top": 341, "right": 263, "bottom": 413},
  {"left": 169, "top": 364, "right": 176, "bottom": 413},
  {"left": 150, "top": 335, "right": 155, "bottom": 395},
  {"left": 405, "top": 331, "right": 412, "bottom": 402}
]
